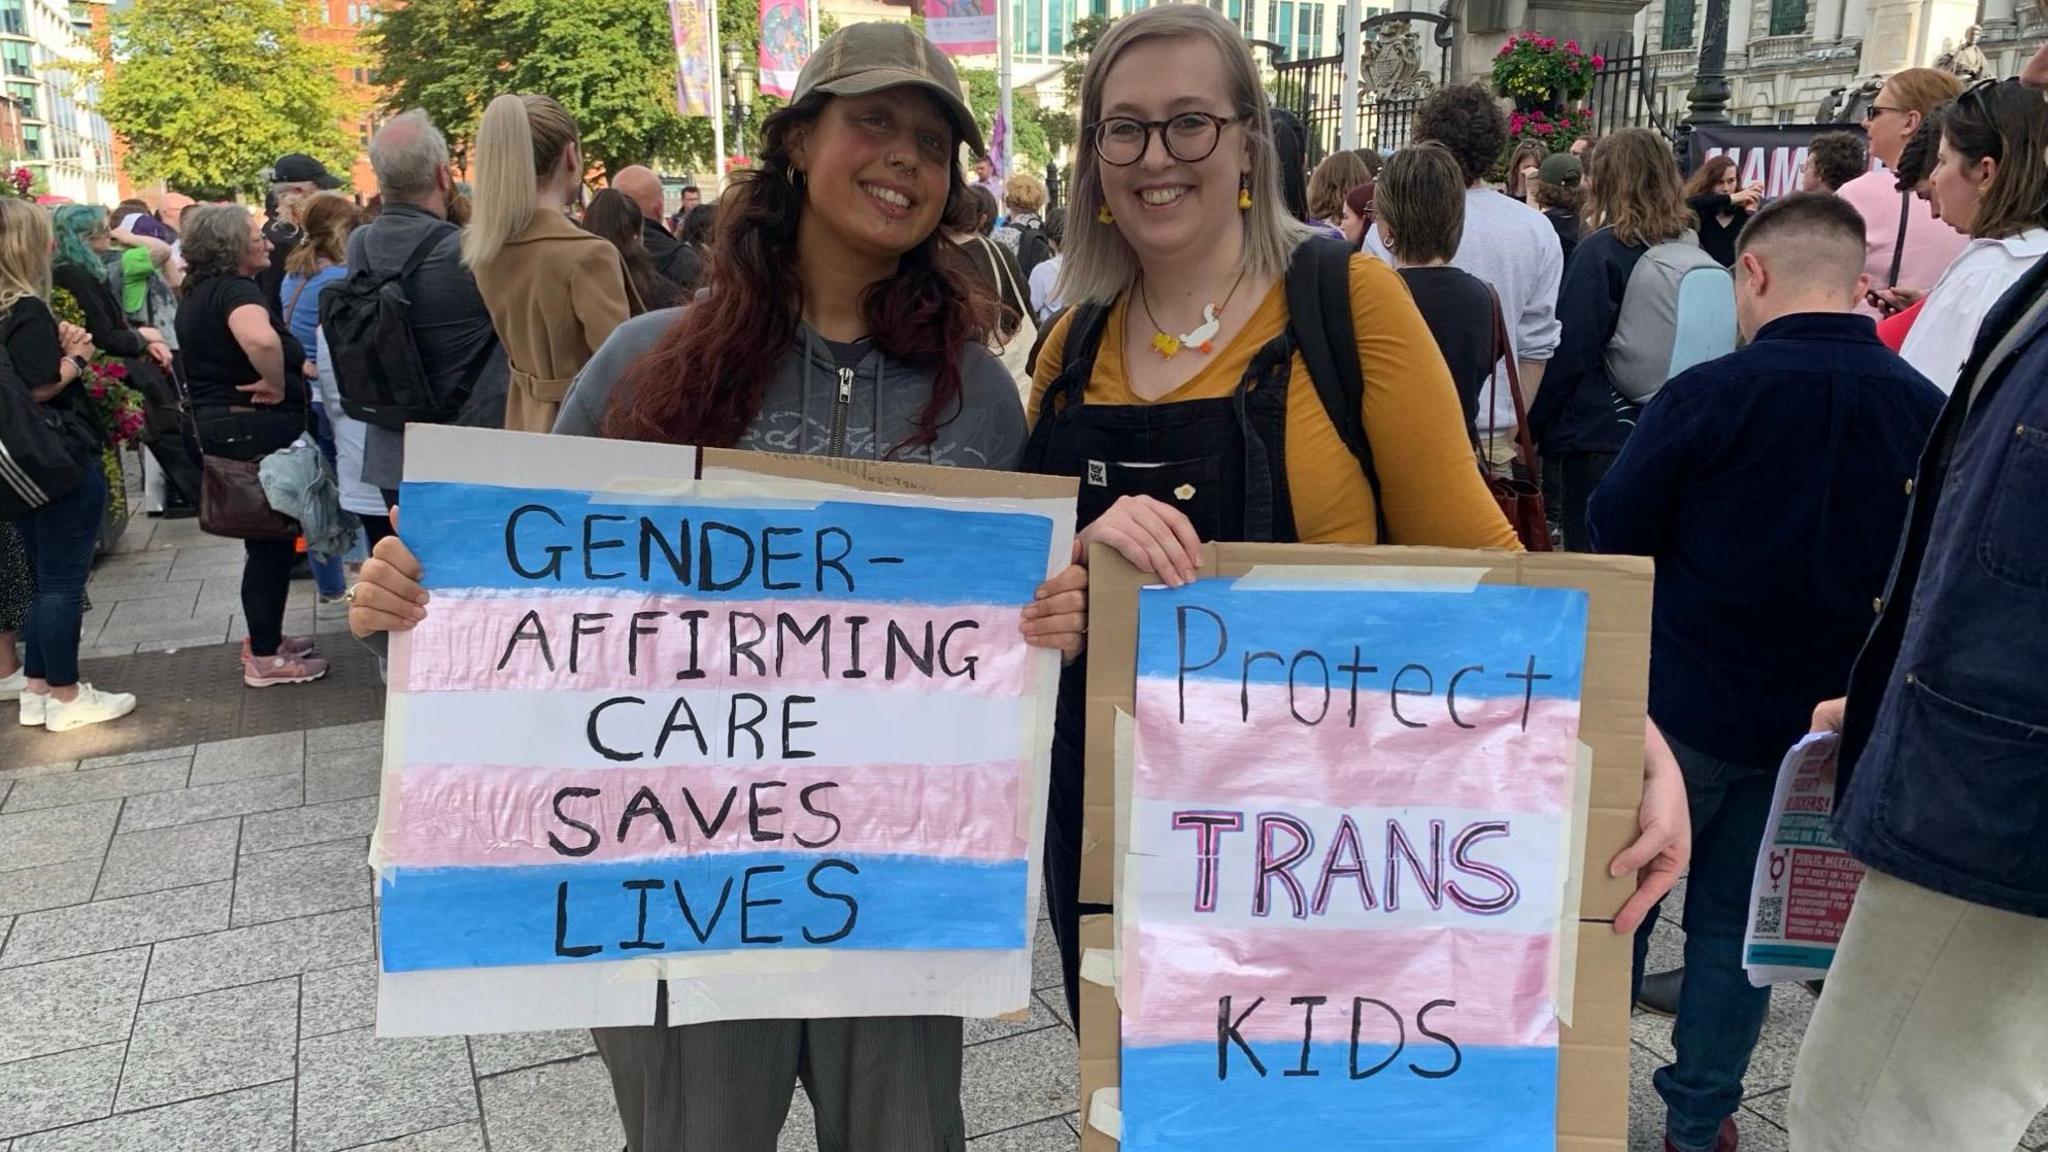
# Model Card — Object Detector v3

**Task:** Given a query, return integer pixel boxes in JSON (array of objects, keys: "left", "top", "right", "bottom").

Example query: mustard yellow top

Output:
[{"left": 1031, "top": 253, "right": 1522, "bottom": 549}]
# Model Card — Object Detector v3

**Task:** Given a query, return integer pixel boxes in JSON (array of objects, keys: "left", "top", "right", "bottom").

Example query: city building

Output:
[
  {"left": 1634, "top": 0, "right": 2048, "bottom": 121},
  {"left": 307, "top": 0, "right": 385, "bottom": 196},
  {"left": 1, "top": 0, "right": 117, "bottom": 203}
]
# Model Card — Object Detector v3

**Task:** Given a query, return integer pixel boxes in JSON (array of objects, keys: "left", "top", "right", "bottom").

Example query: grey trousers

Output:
[{"left": 592, "top": 999, "right": 966, "bottom": 1152}]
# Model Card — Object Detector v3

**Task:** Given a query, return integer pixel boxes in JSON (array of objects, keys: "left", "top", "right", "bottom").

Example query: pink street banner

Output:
[
  {"left": 925, "top": 0, "right": 997, "bottom": 56},
  {"left": 668, "top": 0, "right": 716, "bottom": 119},
  {"left": 758, "top": 0, "right": 813, "bottom": 101}
]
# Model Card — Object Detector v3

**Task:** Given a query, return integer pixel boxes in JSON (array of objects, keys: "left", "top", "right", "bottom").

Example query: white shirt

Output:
[
  {"left": 1029, "top": 254, "right": 1064, "bottom": 323},
  {"left": 1899, "top": 227, "right": 2048, "bottom": 394},
  {"left": 1366, "top": 187, "right": 1562, "bottom": 433},
  {"left": 315, "top": 327, "right": 386, "bottom": 517}
]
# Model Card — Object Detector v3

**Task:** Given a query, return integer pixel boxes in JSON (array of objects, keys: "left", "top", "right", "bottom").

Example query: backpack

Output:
[
  {"left": 1604, "top": 232, "right": 1737, "bottom": 404},
  {"left": 1054, "top": 235, "right": 1388, "bottom": 540},
  {"left": 322, "top": 227, "right": 470, "bottom": 430},
  {"left": 0, "top": 318, "right": 90, "bottom": 521},
  {"left": 1015, "top": 222, "right": 1054, "bottom": 280}
]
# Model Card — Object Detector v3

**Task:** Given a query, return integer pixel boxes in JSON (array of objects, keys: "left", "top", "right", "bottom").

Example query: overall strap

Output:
[{"left": 1050, "top": 300, "right": 1114, "bottom": 412}]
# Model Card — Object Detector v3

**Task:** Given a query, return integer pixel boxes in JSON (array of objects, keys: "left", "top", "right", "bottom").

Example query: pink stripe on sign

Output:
[
  {"left": 380, "top": 760, "right": 1029, "bottom": 867},
  {"left": 1121, "top": 921, "right": 1558, "bottom": 1049},
  {"left": 1134, "top": 680, "right": 1578, "bottom": 813},
  {"left": 404, "top": 593, "right": 1032, "bottom": 697}
]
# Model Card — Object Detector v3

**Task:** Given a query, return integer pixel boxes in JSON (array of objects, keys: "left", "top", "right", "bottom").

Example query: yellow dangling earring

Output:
[
  {"left": 1096, "top": 204, "right": 1115, "bottom": 224},
  {"left": 1237, "top": 176, "right": 1253, "bottom": 211}
]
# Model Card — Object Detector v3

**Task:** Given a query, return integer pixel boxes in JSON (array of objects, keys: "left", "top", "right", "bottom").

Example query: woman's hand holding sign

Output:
[
  {"left": 348, "top": 509, "right": 428, "bottom": 638},
  {"left": 1609, "top": 720, "right": 1692, "bottom": 935},
  {"left": 1076, "top": 494, "right": 1204, "bottom": 587}
]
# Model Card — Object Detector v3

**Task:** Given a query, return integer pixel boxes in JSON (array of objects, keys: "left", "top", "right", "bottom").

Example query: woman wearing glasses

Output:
[
  {"left": 1897, "top": 78, "right": 2048, "bottom": 393},
  {"left": 1022, "top": 3, "right": 1690, "bottom": 1023},
  {"left": 1837, "top": 67, "right": 1968, "bottom": 320}
]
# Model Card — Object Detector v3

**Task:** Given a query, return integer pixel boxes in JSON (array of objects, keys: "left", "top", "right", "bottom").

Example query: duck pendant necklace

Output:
[{"left": 1140, "top": 267, "right": 1248, "bottom": 360}]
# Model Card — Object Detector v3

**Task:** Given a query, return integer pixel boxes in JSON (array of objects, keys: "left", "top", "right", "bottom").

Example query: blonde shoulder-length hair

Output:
[
  {"left": 461, "top": 92, "right": 579, "bottom": 271},
  {"left": 1057, "top": 4, "right": 1311, "bottom": 307},
  {"left": 0, "top": 199, "right": 51, "bottom": 317}
]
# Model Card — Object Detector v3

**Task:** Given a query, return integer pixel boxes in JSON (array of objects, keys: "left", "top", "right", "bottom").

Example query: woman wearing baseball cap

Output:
[{"left": 345, "top": 22, "right": 1087, "bottom": 1149}]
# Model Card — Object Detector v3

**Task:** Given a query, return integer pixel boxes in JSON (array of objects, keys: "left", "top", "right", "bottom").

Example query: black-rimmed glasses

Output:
[{"left": 1088, "top": 112, "right": 1246, "bottom": 166}]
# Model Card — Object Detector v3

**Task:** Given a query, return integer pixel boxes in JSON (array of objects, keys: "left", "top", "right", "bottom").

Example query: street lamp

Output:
[
  {"left": 726, "top": 46, "right": 756, "bottom": 155},
  {"left": 1682, "top": 0, "right": 1733, "bottom": 137}
]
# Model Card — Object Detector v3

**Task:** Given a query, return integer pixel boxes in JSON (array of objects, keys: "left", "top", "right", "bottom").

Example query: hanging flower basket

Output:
[
  {"left": 1492, "top": 34, "right": 1603, "bottom": 111},
  {"left": 1507, "top": 104, "right": 1598, "bottom": 154}
]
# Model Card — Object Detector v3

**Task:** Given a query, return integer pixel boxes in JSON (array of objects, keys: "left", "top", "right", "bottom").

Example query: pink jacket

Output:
[{"left": 1838, "top": 169, "right": 1969, "bottom": 320}]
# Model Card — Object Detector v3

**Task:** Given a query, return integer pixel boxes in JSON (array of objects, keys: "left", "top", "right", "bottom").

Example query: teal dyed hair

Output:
[{"left": 50, "top": 203, "right": 107, "bottom": 271}]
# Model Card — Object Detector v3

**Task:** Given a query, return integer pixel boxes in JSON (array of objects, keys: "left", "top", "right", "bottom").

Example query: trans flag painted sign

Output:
[
  {"left": 371, "top": 426, "right": 1073, "bottom": 1035},
  {"left": 1120, "top": 581, "right": 1587, "bottom": 1151}
]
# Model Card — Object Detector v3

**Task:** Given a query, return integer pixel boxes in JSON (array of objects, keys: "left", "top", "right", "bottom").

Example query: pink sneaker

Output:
[
  {"left": 242, "top": 651, "right": 329, "bottom": 688},
  {"left": 241, "top": 635, "right": 317, "bottom": 661}
]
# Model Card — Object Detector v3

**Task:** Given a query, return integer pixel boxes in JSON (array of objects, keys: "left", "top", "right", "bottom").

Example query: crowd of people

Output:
[{"left": 3, "top": 9, "right": 2045, "bottom": 1151}]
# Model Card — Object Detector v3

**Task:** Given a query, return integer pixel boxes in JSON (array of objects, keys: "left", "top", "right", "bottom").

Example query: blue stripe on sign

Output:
[
  {"left": 378, "top": 853, "right": 1028, "bottom": 971},
  {"left": 1745, "top": 943, "right": 1837, "bottom": 970},
  {"left": 1120, "top": 1041, "right": 1558, "bottom": 1151},
  {"left": 1136, "top": 584, "right": 1587, "bottom": 699},
  {"left": 398, "top": 481, "right": 1054, "bottom": 606}
]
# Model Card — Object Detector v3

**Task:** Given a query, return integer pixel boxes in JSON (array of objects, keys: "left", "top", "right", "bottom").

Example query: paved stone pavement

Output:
[{"left": 5, "top": 512, "right": 2047, "bottom": 1151}]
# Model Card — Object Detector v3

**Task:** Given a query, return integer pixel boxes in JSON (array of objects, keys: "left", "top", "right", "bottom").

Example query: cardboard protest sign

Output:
[
  {"left": 1744, "top": 733, "right": 1862, "bottom": 985},
  {"left": 371, "top": 426, "right": 1076, "bottom": 1036},
  {"left": 1077, "top": 545, "right": 1651, "bottom": 1152}
]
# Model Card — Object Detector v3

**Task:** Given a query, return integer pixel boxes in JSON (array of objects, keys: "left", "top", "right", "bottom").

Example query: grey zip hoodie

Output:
[{"left": 553, "top": 305, "right": 1027, "bottom": 469}]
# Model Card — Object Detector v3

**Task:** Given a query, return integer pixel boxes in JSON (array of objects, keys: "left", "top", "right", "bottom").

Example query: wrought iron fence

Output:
[
  {"left": 1586, "top": 42, "right": 1676, "bottom": 139},
  {"left": 1271, "top": 40, "right": 1673, "bottom": 165}
]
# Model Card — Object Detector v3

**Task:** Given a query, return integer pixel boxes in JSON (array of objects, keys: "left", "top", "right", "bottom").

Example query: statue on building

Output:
[
  {"left": 1359, "top": 20, "right": 1438, "bottom": 98},
  {"left": 1938, "top": 25, "right": 1992, "bottom": 80}
]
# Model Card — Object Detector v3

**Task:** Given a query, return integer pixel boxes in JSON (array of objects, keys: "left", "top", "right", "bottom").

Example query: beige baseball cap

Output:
[{"left": 791, "top": 22, "right": 985, "bottom": 156}]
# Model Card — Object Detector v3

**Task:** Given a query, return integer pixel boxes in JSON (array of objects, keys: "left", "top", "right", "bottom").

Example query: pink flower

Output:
[
  {"left": 106, "top": 363, "right": 126, "bottom": 378},
  {"left": 1564, "top": 39, "right": 1580, "bottom": 52},
  {"left": 1592, "top": 53, "right": 1606, "bottom": 68}
]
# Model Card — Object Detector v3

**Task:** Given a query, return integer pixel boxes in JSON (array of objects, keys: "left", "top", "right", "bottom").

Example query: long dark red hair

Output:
[{"left": 604, "top": 95, "right": 996, "bottom": 453}]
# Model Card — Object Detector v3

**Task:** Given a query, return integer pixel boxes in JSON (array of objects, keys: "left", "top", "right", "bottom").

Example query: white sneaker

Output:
[
  {"left": 0, "top": 667, "right": 23, "bottom": 701},
  {"left": 44, "top": 684, "right": 137, "bottom": 733},
  {"left": 316, "top": 592, "right": 350, "bottom": 619},
  {"left": 18, "top": 690, "right": 46, "bottom": 727}
]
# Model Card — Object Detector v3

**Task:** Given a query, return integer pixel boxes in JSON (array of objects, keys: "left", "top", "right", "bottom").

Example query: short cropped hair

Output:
[
  {"left": 369, "top": 109, "right": 451, "bottom": 203},
  {"left": 1003, "top": 172, "right": 1047, "bottom": 214},
  {"left": 180, "top": 204, "right": 258, "bottom": 282},
  {"left": 1806, "top": 131, "right": 1868, "bottom": 191},
  {"left": 1376, "top": 144, "right": 1466, "bottom": 266},
  {"left": 1736, "top": 191, "right": 1868, "bottom": 293},
  {"left": 1413, "top": 85, "right": 1509, "bottom": 185}
]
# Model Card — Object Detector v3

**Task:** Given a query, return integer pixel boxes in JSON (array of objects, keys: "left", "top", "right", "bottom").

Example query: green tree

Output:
[
  {"left": 372, "top": 0, "right": 703, "bottom": 180},
  {"left": 959, "top": 67, "right": 1049, "bottom": 175},
  {"left": 98, "top": 0, "right": 355, "bottom": 200}
]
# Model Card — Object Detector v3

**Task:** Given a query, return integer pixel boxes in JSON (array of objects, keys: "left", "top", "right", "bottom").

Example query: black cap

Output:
[{"left": 272, "top": 153, "right": 341, "bottom": 190}]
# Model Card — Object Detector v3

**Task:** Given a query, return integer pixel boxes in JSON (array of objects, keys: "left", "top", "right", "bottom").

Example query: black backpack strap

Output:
[
  {"left": 1284, "top": 235, "right": 1388, "bottom": 542},
  {"left": 391, "top": 227, "right": 449, "bottom": 283},
  {"left": 1049, "top": 301, "right": 1113, "bottom": 410}
]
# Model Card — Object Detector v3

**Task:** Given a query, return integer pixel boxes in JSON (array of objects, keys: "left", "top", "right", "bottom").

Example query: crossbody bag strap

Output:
[
  {"left": 1888, "top": 190, "right": 1911, "bottom": 288},
  {"left": 1485, "top": 286, "right": 1539, "bottom": 472}
]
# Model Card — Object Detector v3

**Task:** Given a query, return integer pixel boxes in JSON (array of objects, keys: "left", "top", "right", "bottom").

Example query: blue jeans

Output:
[
  {"left": 307, "top": 402, "right": 348, "bottom": 598},
  {"left": 1631, "top": 733, "right": 1777, "bottom": 1152},
  {"left": 16, "top": 464, "right": 108, "bottom": 687}
]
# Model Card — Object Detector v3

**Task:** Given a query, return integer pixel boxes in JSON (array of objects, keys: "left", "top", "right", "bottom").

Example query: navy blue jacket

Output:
[
  {"left": 1528, "top": 228, "right": 1645, "bottom": 457},
  {"left": 1837, "top": 254, "right": 2048, "bottom": 918},
  {"left": 1588, "top": 313, "right": 1942, "bottom": 766}
]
